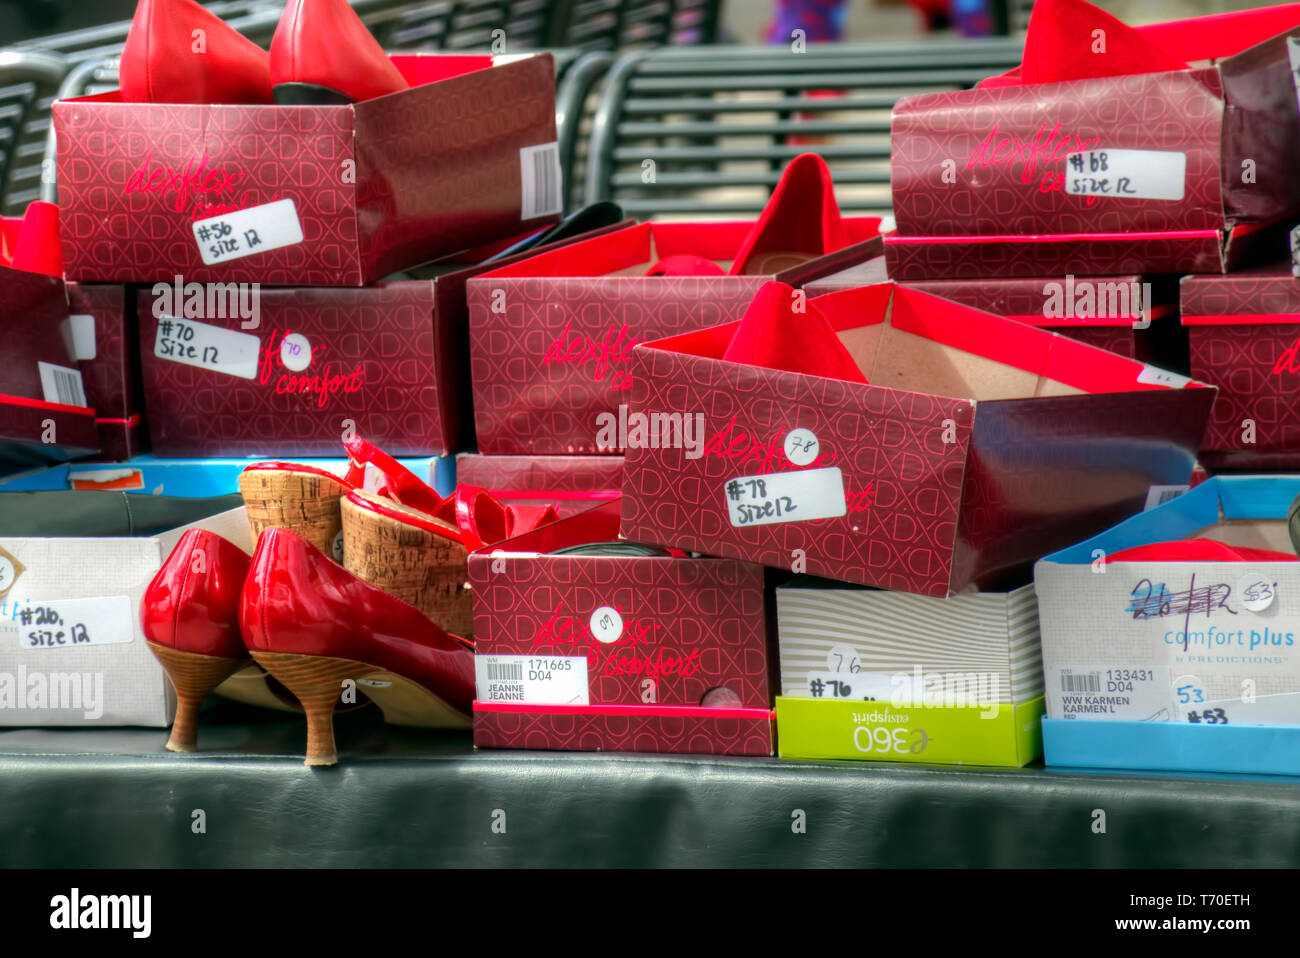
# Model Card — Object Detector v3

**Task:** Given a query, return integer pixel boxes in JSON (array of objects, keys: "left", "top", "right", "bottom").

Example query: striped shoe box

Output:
[{"left": 776, "top": 578, "right": 1043, "bottom": 706}]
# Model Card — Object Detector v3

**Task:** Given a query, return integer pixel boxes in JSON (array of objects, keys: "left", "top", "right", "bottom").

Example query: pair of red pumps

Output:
[
  {"left": 121, "top": 0, "right": 407, "bottom": 105},
  {"left": 143, "top": 436, "right": 549, "bottom": 766}
]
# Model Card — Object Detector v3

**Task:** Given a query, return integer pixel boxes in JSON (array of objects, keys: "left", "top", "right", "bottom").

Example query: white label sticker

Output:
[
  {"left": 280, "top": 332, "right": 312, "bottom": 372},
  {"left": 1143, "top": 484, "right": 1189, "bottom": 511},
  {"left": 725, "top": 467, "right": 847, "bottom": 528},
  {"left": 1047, "top": 665, "right": 1172, "bottom": 721},
  {"left": 10, "top": 596, "right": 134, "bottom": 649},
  {"left": 1289, "top": 38, "right": 1300, "bottom": 119},
  {"left": 0, "top": 556, "right": 17, "bottom": 593},
  {"left": 784, "top": 428, "right": 820, "bottom": 466},
  {"left": 1182, "top": 691, "right": 1300, "bottom": 727},
  {"left": 193, "top": 198, "right": 304, "bottom": 265},
  {"left": 1064, "top": 149, "right": 1186, "bottom": 201},
  {"left": 67, "top": 314, "right": 96, "bottom": 361},
  {"left": 1136, "top": 364, "right": 1191, "bottom": 389},
  {"left": 475, "top": 654, "right": 589, "bottom": 705},
  {"left": 331, "top": 529, "right": 344, "bottom": 563},
  {"left": 805, "top": 670, "right": 897, "bottom": 702},
  {"left": 589, "top": 606, "right": 623, "bottom": 644},
  {"left": 154, "top": 317, "right": 260, "bottom": 380},
  {"left": 37, "top": 362, "right": 87, "bottom": 407},
  {"left": 519, "top": 143, "right": 562, "bottom": 220},
  {"left": 1238, "top": 573, "right": 1278, "bottom": 613}
]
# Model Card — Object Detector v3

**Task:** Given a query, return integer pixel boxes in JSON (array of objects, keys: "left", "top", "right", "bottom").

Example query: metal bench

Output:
[{"left": 583, "top": 39, "right": 1026, "bottom": 221}]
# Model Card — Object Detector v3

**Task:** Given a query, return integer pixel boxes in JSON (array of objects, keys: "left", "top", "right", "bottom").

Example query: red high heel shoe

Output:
[
  {"left": 120, "top": 0, "right": 273, "bottom": 104},
  {"left": 722, "top": 280, "right": 869, "bottom": 383},
  {"left": 5, "top": 201, "right": 63, "bottom": 277},
  {"left": 140, "top": 528, "right": 251, "bottom": 752},
  {"left": 241, "top": 527, "right": 475, "bottom": 766},
  {"left": 269, "top": 0, "right": 409, "bottom": 105},
  {"left": 729, "top": 153, "right": 850, "bottom": 276}
]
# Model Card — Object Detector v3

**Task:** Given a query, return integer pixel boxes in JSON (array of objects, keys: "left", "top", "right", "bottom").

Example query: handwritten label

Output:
[
  {"left": 1064, "top": 149, "right": 1186, "bottom": 202},
  {"left": 11, "top": 597, "right": 134, "bottom": 649},
  {"left": 1047, "top": 665, "right": 1172, "bottom": 721},
  {"left": 1136, "top": 364, "right": 1191, "bottom": 389},
  {"left": 154, "top": 317, "right": 260, "bottom": 380},
  {"left": 192, "top": 198, "right": 303, "bottom": 265},
  {"left": 589, "top": 606, "right": 623, "bottom": 644},
  {"left": 475, "top": 654, "right": 589, "bottom": 705},
  {"left": 806, "top": 670, "right": 898, "bottom": 703},
  {"left": 724, "top": 467, "right": 846, "bottom": 528},
  {"left": 784, "top": 428, "right": 820, "bottom": 466},
  {"left": 1238, "top": 573, "right": 1278, "bottom": 613},
  {"left": 1183, "top": 690, "right": 1300, "bottom": 727},
  {"left": 279, "top": 333, "right": 312, "bottom": 372}
]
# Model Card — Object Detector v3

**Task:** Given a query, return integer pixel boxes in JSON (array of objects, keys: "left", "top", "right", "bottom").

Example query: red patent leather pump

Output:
[
  {"left": 240, "top": 527, "right": 475, "bottom": 767},
  {"left": 120, "top": 0, "right": 273, "bottom": 104},
  {"left": 269, "top": 0, "right": 409, "bottom": 105},
  {"left": 140, "top": 528, "right": 251, "bottom": 752}
]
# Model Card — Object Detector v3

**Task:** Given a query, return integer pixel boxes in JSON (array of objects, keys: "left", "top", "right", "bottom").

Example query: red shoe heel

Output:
[
  {"left": 140, "top": 528, "right": 251, "bottom": 751},
  {"left": 269, "top": 0, "right": 408, "bottom": 105},
  {"left": 241, "top": 528, "right": 475, "bottom": 768},
  {"left": 121, "top": 0, "right": 273, "bottom": 104}
]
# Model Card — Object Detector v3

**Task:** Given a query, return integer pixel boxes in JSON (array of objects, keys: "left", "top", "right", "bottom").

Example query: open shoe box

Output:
[
  {"left": 620, "top": 282, "right": 1215, "bottom": 596},
  {"left": 466, "top": 218, "right": 882, "bottom": 455},
  {"left": 1037, "top": 475, "right": 1300, "bottom": 774}
]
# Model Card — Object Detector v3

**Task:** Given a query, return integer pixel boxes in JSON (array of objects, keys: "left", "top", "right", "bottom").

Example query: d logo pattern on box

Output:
[{"left": 619, "top": 347, "right": 973, "bottom": 597}]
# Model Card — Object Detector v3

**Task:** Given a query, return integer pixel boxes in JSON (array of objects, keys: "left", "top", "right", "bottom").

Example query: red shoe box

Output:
[
  {"left": 54, "top": 54, "right": 560, "bottom": 286},
  {"left": 806, "top": 256, "right": 1178, "bottom": 362},
  {"left": 469, "top": 500, "right": 773, "bottom": 756},
  {"left": 67, "top": 283, "right": 146, "bottom": 461},
  {"left": 466, "top": 219, "right": 881, "bottom": 455},
  {"left": 886, "top": 16, "right": 1300, "bottom": 278},
  {"left": 619, "top": 283, "right": 1215, "bottom": 597},
  {"left": 456, "top": 453, "right": 622, "bottom": 518},
  {"left": 1181, "top": 263, "right": 1300, "bottom": 470},
  {"left": 0, "top": 267, "right": 98, "bottom": 469},
  {"left": 135, "top": 223, "right": 623, "bottom": 458}
]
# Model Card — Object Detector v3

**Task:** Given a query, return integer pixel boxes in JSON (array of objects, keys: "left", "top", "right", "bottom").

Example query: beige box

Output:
[{"left": 0, "top": 507, "right": 249, "bottom": 726}]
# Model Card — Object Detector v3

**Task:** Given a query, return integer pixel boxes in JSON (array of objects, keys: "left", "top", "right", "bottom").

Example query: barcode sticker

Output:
[
  {"left": 724, "top": 467, "right": 847, "bottom": 528},
  {"left": 7, "top": 596, "right": 134, "bottom": 649},
  {"left": 520, "top": 143, "right": 562, "bottom": 220},
  {"left": 475, "top": 654, "right": 588, "bottom": 705},
  {"left": 192, "top": 198, "right": 304, "bottom": 265},
  {"left": 153, "top": 317, "right": 260, "bottom": 380},
  {"left": 37, "top": 362, "right": 87, "bottom": 408},
  {"left": 1064, "top": 149, "right": 1186, "bottom": 202},
  {"left": 1046, "top": 665, "right": 1172, "bottom": 722},
  {"left": 1143, "top": 484, "right": 1189, "bottom": 511}
]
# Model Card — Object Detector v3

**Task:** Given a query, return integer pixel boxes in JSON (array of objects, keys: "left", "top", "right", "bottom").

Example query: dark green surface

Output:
[
  {"left": 2, "top": 701, "right": 1299, "bottom": 868},
  {"left": 0, "top": 491, "right": 244, "bottom": 537}
]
